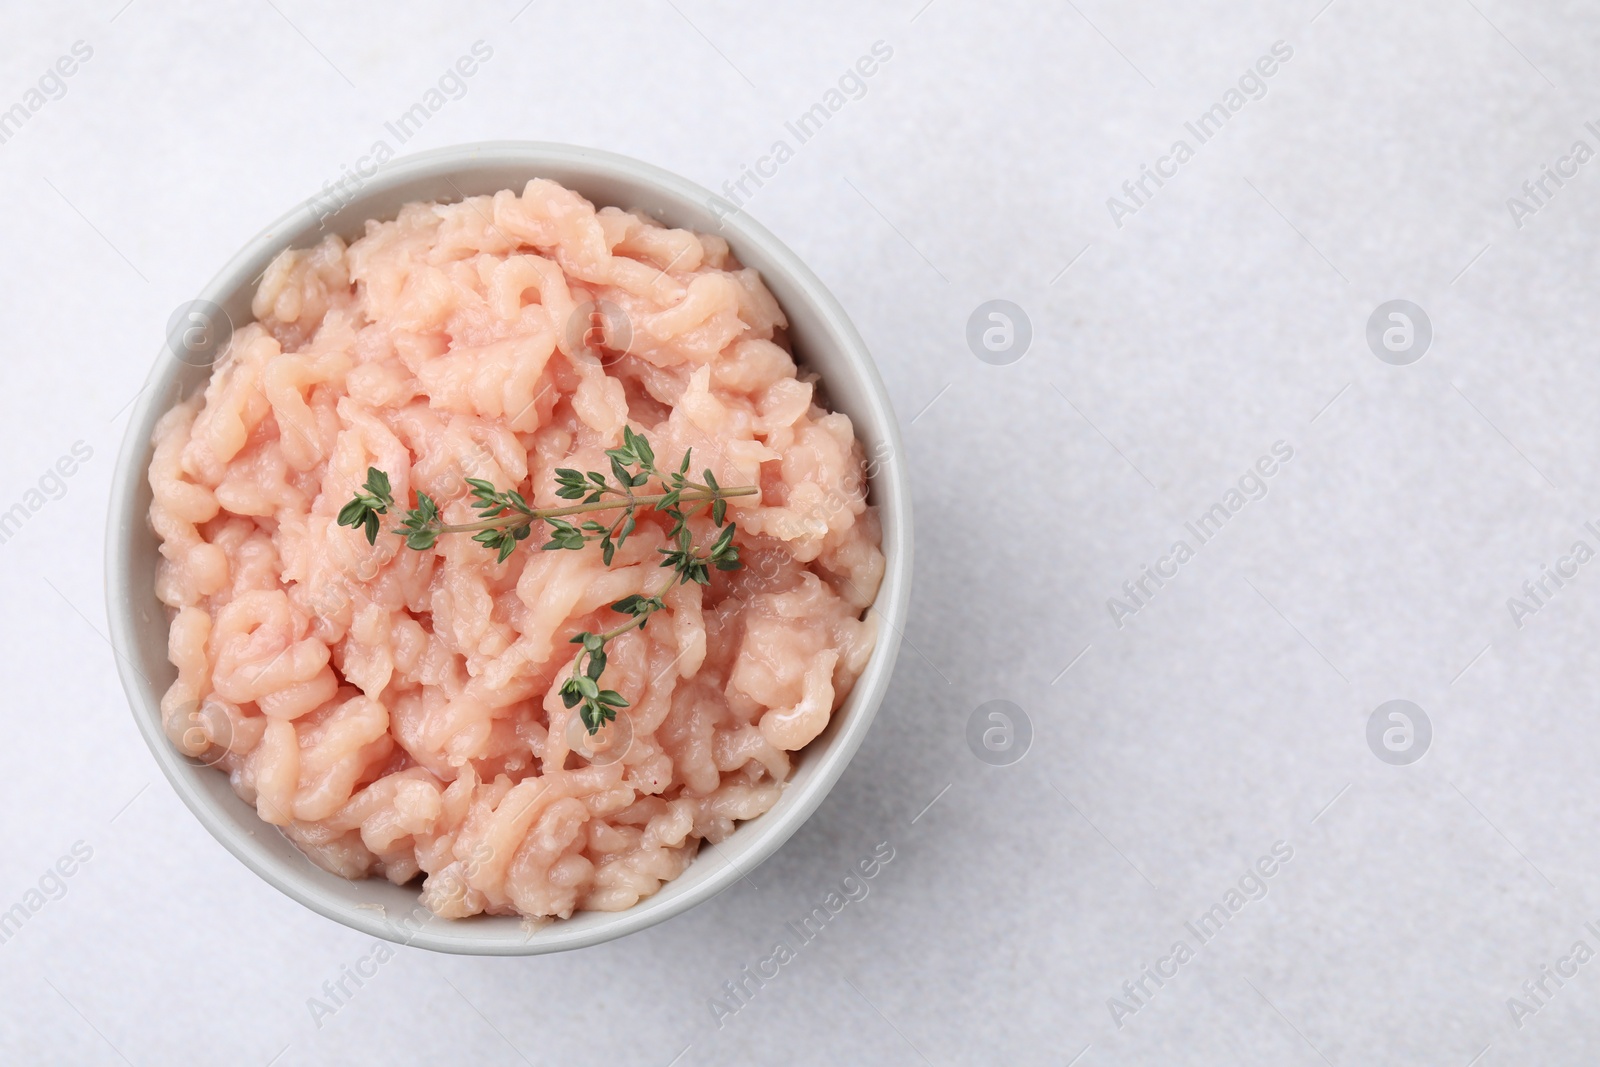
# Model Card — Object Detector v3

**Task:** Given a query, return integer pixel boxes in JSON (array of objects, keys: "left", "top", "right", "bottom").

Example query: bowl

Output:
[{"left": 105, "top": 142, "right": 912, "bottom": 955}]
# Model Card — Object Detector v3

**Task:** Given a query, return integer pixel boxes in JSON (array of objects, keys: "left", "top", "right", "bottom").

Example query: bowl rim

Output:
[{"left": 104, "top": 140, "right": 913, "bottom": 955}]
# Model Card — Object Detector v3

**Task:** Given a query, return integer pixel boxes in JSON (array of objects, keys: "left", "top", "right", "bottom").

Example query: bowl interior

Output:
[{"left": 106, "top": 142, "right": 911, "bottom": 954}]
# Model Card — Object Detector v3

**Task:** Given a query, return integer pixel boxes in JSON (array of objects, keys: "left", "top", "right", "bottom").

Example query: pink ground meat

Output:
[{"left": 148, "top": 179, "right": 883, "bottom": 920}]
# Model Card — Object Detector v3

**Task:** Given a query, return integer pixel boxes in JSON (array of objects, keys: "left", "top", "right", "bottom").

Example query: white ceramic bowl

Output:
[{"left": 105, "top": 142, "right": 912, "bottom": 955}]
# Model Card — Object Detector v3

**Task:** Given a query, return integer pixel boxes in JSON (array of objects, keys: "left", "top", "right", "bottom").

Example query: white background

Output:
[{"left": 2, "top": 1, "right": 1599, "bottom": 1064}]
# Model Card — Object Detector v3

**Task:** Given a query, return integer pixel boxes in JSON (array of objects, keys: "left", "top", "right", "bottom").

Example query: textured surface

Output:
[{"left": 3, "top": 1, "right": 1598, "bottom": 1064}]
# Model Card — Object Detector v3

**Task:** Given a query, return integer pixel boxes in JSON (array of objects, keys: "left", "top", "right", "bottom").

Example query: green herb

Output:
[
  {"left": 337, "top": 427, "right": 755, "bottom": 734},
  {"left": 335, "top": 468, "right": 393, "bottom": 546},
  {"left": 561, "top": 516, "right": 740, "bottom": 733}
]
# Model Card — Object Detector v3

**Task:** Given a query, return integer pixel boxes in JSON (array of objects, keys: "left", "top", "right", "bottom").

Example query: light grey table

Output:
[{"left": 2, "top": 2, "right": 1596, "bottom": 1064}]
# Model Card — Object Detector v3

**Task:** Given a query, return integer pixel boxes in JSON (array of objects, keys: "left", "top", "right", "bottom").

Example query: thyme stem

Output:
[{"left": 427, "top": 486, "right": 757, "bottom": 535}]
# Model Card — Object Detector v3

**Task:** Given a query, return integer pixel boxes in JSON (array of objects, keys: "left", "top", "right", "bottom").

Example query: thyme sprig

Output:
[
  {"left": 336, "top": 427, "right": 753, "bottom": 733},
  {"left": 334, "top": 468, "right": 393, "bottom": 546},
  {"left": 561, "top": 520, "right": 740, "bottom": 733}
]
